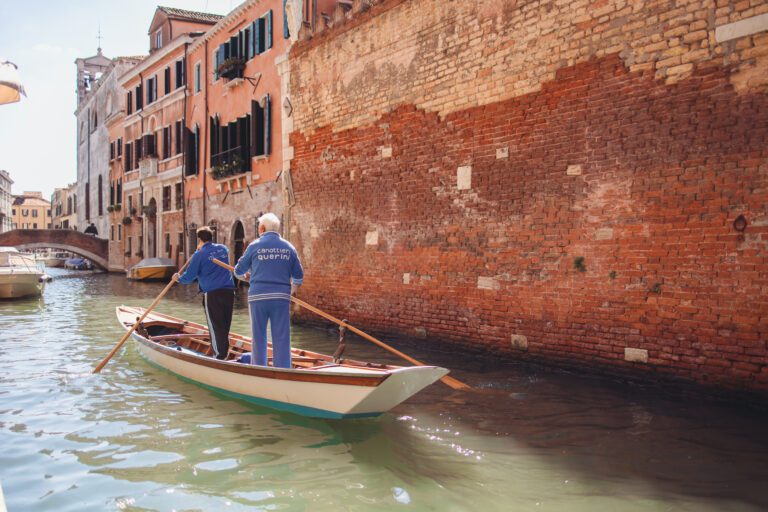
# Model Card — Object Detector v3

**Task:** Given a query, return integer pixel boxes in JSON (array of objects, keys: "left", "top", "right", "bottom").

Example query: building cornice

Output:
[
  {"left": 119, "top": 35, "right": 198, "bottom": 87},
  {"left": 188, "top": 0, "right": 261, "bottom": 53}
]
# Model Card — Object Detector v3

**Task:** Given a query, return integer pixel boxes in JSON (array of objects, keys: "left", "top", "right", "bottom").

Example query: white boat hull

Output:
[
  {"left": 0, "top": 271, "right": 44, "bottom": 299},
  {"left": 117, "top": 306, "right": 449, "bottom": 418}
]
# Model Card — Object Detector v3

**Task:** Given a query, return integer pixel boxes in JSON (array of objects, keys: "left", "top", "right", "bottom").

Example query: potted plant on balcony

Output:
[
  {"left": 121, "top": 216, "right": 132, "bottom": 225},
  {"left": 107, "top": 205, "right": 114, "bottom": 213},
  {"left": 217, "top": 57, "right": 246, "bottom": 80},
  {"left": 129, "top": 206, "right": 137, "bottom": 216}
]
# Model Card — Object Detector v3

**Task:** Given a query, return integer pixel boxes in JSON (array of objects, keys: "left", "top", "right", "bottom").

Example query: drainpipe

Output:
[
  {"left": 202, "top": 38, "right": 208, "bottom": 227},
  {"left": 181, "top": 41, "right": 189, "bottom": 258}
]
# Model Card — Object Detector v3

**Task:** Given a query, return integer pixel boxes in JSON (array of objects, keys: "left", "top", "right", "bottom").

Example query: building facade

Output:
[
  {"left": 183, "top": 0, "right": 294, "bottom": 265},
  {"left": 0, "top": 170, "right": 13, "bottom": 233},
  {"left": 75, "top": 49, "right": 142, "bottom": 239},
  {"left": 51, "top": 183, "right": 77, "bottom": 230},
  {"left": 113, "top": 7, "right": 222, "bottom": 271},
  {"left": 11, "top": 192, "right": 51, "bottom": 230}
]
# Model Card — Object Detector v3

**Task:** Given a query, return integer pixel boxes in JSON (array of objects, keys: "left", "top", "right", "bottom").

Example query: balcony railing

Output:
[{"left": 211, "top": 147, "right": 248, "bottom": 180}]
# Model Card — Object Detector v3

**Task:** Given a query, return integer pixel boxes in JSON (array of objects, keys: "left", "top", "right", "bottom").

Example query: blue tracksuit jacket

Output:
[
  {"left": 233, "top": 232, "right": 303, "bottom": 302},
  {"left": 177, "top": 242, "right": 235, "bottom": 293}
]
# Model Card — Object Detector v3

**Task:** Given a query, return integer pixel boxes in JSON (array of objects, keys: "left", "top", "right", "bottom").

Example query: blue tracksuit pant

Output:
[{"left": 249, "top": 299, "right": 292, "bottom": 368}]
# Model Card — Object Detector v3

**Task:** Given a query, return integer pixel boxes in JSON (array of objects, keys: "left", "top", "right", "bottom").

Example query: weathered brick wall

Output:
[{"left": 286, "top": 0, "right": 768, "bottom": 394}]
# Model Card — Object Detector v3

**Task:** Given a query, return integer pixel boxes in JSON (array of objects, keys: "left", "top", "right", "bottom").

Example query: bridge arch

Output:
[{"left": 0, "top": 229, "right": 109, "bottom": 270}]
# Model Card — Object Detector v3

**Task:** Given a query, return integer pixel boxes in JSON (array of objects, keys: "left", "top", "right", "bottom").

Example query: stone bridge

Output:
[{"left": 0, "top": 229, "right": 109, "bottom": 270}]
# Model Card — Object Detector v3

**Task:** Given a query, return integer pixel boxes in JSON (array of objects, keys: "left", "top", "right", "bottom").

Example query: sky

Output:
[{"left": 0, "top": 0, "right": 239, "bottom": 201}]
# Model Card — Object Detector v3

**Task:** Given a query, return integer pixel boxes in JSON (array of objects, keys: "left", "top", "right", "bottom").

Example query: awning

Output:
[{"left": 0, "top": 60, "right": 27, "bottom": 105}]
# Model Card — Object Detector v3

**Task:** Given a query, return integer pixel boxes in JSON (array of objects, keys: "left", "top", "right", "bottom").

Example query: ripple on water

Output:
[{"left": 1, "top": 271, "right": 768, "bottom": 511}]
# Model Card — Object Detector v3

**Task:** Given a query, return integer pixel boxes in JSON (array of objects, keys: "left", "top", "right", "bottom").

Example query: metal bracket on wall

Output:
[{"left": 244, "top": 73, "right": 261, "bottom": 94}]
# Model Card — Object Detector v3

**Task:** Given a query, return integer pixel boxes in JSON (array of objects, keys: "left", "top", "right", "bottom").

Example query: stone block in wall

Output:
[
  {"left": 510, "top": 334, "right": 528, "bottom": 351},
  {"left": 625, "top": 347, "right": 649, "bottom": 363},
  {"left": 457, "top": 166, "right": 472, "bottom": 190},
  {"left": 365, "top": 230, "right": 379, "bottom": 246},
  {"left": 478, "top": 276, "right": 500, "bottom": 290}
]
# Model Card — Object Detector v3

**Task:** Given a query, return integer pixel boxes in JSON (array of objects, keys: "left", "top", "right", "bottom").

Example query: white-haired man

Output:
[{"left": 234, "top": 213, "right": 303, "bottom": 368}]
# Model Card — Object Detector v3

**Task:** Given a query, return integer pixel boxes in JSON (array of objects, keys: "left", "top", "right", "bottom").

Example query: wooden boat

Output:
[
  {"left": 116, "top": 305, "right": 449, "bottom": 418},
  {"left": 0, "top": 247, "right": 50, "bottom": 299},
  {"left": 126, "top": 257, "right": 176, "bottom": 281}
]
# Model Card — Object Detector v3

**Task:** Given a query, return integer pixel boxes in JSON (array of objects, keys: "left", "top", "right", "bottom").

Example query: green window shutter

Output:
[{"left": 266, "top": 10, "right": 273, "bottom": 50}]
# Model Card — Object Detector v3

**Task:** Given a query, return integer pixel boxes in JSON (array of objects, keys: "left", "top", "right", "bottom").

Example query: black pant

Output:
[{"left": 202, "top": 288, "right": 234, "bottom": 360}]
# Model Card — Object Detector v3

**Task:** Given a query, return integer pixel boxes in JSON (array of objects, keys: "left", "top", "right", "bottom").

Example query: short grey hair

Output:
[{"left": 258, "top": 212, "right": 281, "bottom": 233}]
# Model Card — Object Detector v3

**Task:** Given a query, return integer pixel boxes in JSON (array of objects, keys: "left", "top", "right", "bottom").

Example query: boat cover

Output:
[{"left": 131, "top": 258, "right": 175, "bottom": 269}]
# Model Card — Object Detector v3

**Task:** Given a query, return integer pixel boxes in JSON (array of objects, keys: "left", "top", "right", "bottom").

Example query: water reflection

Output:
[{"left": 0, "top": 269, "right": 767, "bottom": 511}]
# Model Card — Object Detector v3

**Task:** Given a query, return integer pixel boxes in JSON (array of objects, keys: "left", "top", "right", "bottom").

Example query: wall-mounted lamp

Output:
[{"left": 733, "top": 214, "right": 747, "bottom": 232}]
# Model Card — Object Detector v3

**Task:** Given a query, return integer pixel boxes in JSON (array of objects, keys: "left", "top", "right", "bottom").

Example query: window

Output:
[
  {"left": 252, "top": 94, "right": 272, "bottom": 157},
  {"left": 31, "top": 209, "right": 38, "bottom": 218},
  {"left": 135, "top": 137, "right": 142, "bottom": 162},
  {"left": 128, "top": 195, "right": 133, "bottom": 213},
  {"left": 22, "top": 209, "right": 28, "bottom": 216},
  {"left": 164, "top": 67, "right": 171, "bottom": 94},
  {"left": 110, "top": 224, "right": 114, "bottom": 241},
  {"left": 126, "top": 91, "right": 133, "bottom": 115},
  {"left": 125, "top": 142, "right": 133, "bottom": 171},
  {"left": 110, "top": 141, "right": 115, "bottom": 161},
  {"left": 175, "top": 58, "right": 186, "bottom": 88},
  {"left": 155, "top": 31, "right": 162, "bottom": 49},
  {"left": 178, "top": 232, "right": 184, "bottom": 255},
  {"left": 194, "top": 62, "right": 201, "bottom": 93},
  {"left": 210, "top": 113, "right": 251, "bottom": 175},
  {"left": 22, "top": 223, "right": 28, "bottom": 228},
  {"left": 146, "top": 75, "right": 157, "bottom": 104},
  {"left": 135, "top": 83, "right": 143, "bottom": 111},
  {"left": 175, "top": 182, "right": 183, "bottom": 210},
  {"left": 33, "top": 223, "right": 38, "bottom": 229},
  {"left": 11, "top": 209, "right": 15, "bottom": 215},
  {"left": 164, "top": 232, "right": 170, "bottom": 254},
  {"left": 162, "top": 185, "right": 171, "bottom": 212},
  {"left": 117, "top": 137, "right": 122, "bottom": 158},
  {"left": 127, "top": 236, "right": 131, "bottom": 254},
  {"left": 98, "top": 175, "right": 103, "bottom": 216},
  {"left": 185, "top": 124, "right": 200, "bottom": 176},
  {"left": 118, "top": 223, "right": 122, "bottom": 241},
  {"left": 174, "top": 120, "right": 183, "bottom": 155},
  {"left": 47, "top": 209, "right": 51, "bottom": 217},
  {"left": 163, "top": 126, "right": 171, "bottom": 159}
]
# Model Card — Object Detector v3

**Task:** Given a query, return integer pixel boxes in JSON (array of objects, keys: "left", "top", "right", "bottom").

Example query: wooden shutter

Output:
[
  {"left": 265, "top": 94, "right": 271, "bottom": 155},
  {"left": 252, "top": 99, "right": 264, "bottom": 156},
  {"left": 283, "top": 0, "right": 290, "bottom": 39},
  {"left": 126, "top": 91, "right": 132, "bottom": 115},
  {"left": 153, "top": 74, "right": 158, "bottom": 102},
  {"left": 251, "top": 21, "right": 257, "bottom": 56},
  {"left": 184, "top": 128, "right": 195, "bottom": 176},
  {"left": 266, "top": 10, "right": 273, "bottom": 50}
]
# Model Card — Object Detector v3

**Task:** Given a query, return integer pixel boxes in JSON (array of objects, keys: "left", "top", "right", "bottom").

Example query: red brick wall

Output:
[{"left": 286, "top": 0, "right": 768, "bottom": 394}]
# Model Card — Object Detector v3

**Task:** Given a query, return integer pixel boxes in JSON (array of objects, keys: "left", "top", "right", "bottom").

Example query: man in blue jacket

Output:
[
  {"left": 173, "top": 226, "right": 235, "bottom": 360},
  {"left": 234, "top": 213, "right": 303, "bottom": 369}
]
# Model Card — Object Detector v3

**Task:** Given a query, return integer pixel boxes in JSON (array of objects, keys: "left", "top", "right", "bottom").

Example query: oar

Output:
[
  {"left": 213, "top": 259, "right": 471, "bottom": 390},
  {"left": 92, "top": 258, "right": 192, "bottom": 374}
]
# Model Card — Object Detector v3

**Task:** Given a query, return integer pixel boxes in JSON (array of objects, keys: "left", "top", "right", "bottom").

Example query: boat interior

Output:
[{"left": 130, "top": 314, "right": 396, "bottom": 372}]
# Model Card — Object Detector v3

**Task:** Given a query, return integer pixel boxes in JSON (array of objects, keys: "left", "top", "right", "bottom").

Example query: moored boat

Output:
[
  {"left": 115, "top": 305, "right": 449, "bottom": 418},
  {"left": 41, "top": 251, "right": 70, "bottom": 268},
  {"left": 64, "top": 257, "right": 92, "bottom": 270},
  {"left": 126, "top": 257, "right": 176, "bottom": 281},
  {"left": 0, "top": 247, "right": 50, "bottom": 299}
]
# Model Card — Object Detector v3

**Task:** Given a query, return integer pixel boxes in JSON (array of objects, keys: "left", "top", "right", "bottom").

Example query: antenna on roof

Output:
[{"left": 97, "top": 25, "right": 103, "bottom": 54}]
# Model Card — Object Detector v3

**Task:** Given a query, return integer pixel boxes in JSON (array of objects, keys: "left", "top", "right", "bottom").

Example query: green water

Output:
[{"left": 1, "top": 268, "right": 766, "bottom": 511}]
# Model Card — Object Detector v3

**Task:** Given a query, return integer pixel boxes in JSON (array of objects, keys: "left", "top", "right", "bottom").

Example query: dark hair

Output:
[{"left": 196, "top": 226, "right": 214, "bottom": 242}]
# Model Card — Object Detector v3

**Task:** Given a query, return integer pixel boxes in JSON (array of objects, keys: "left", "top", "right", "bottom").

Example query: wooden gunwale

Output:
[{"left": 120, "top": 307, "right": 391, "bottom": 387}]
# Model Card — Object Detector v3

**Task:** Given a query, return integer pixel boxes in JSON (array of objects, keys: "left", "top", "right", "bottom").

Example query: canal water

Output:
[{"left": 1, "top": 268, "right": 767, "bottom": 511}]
